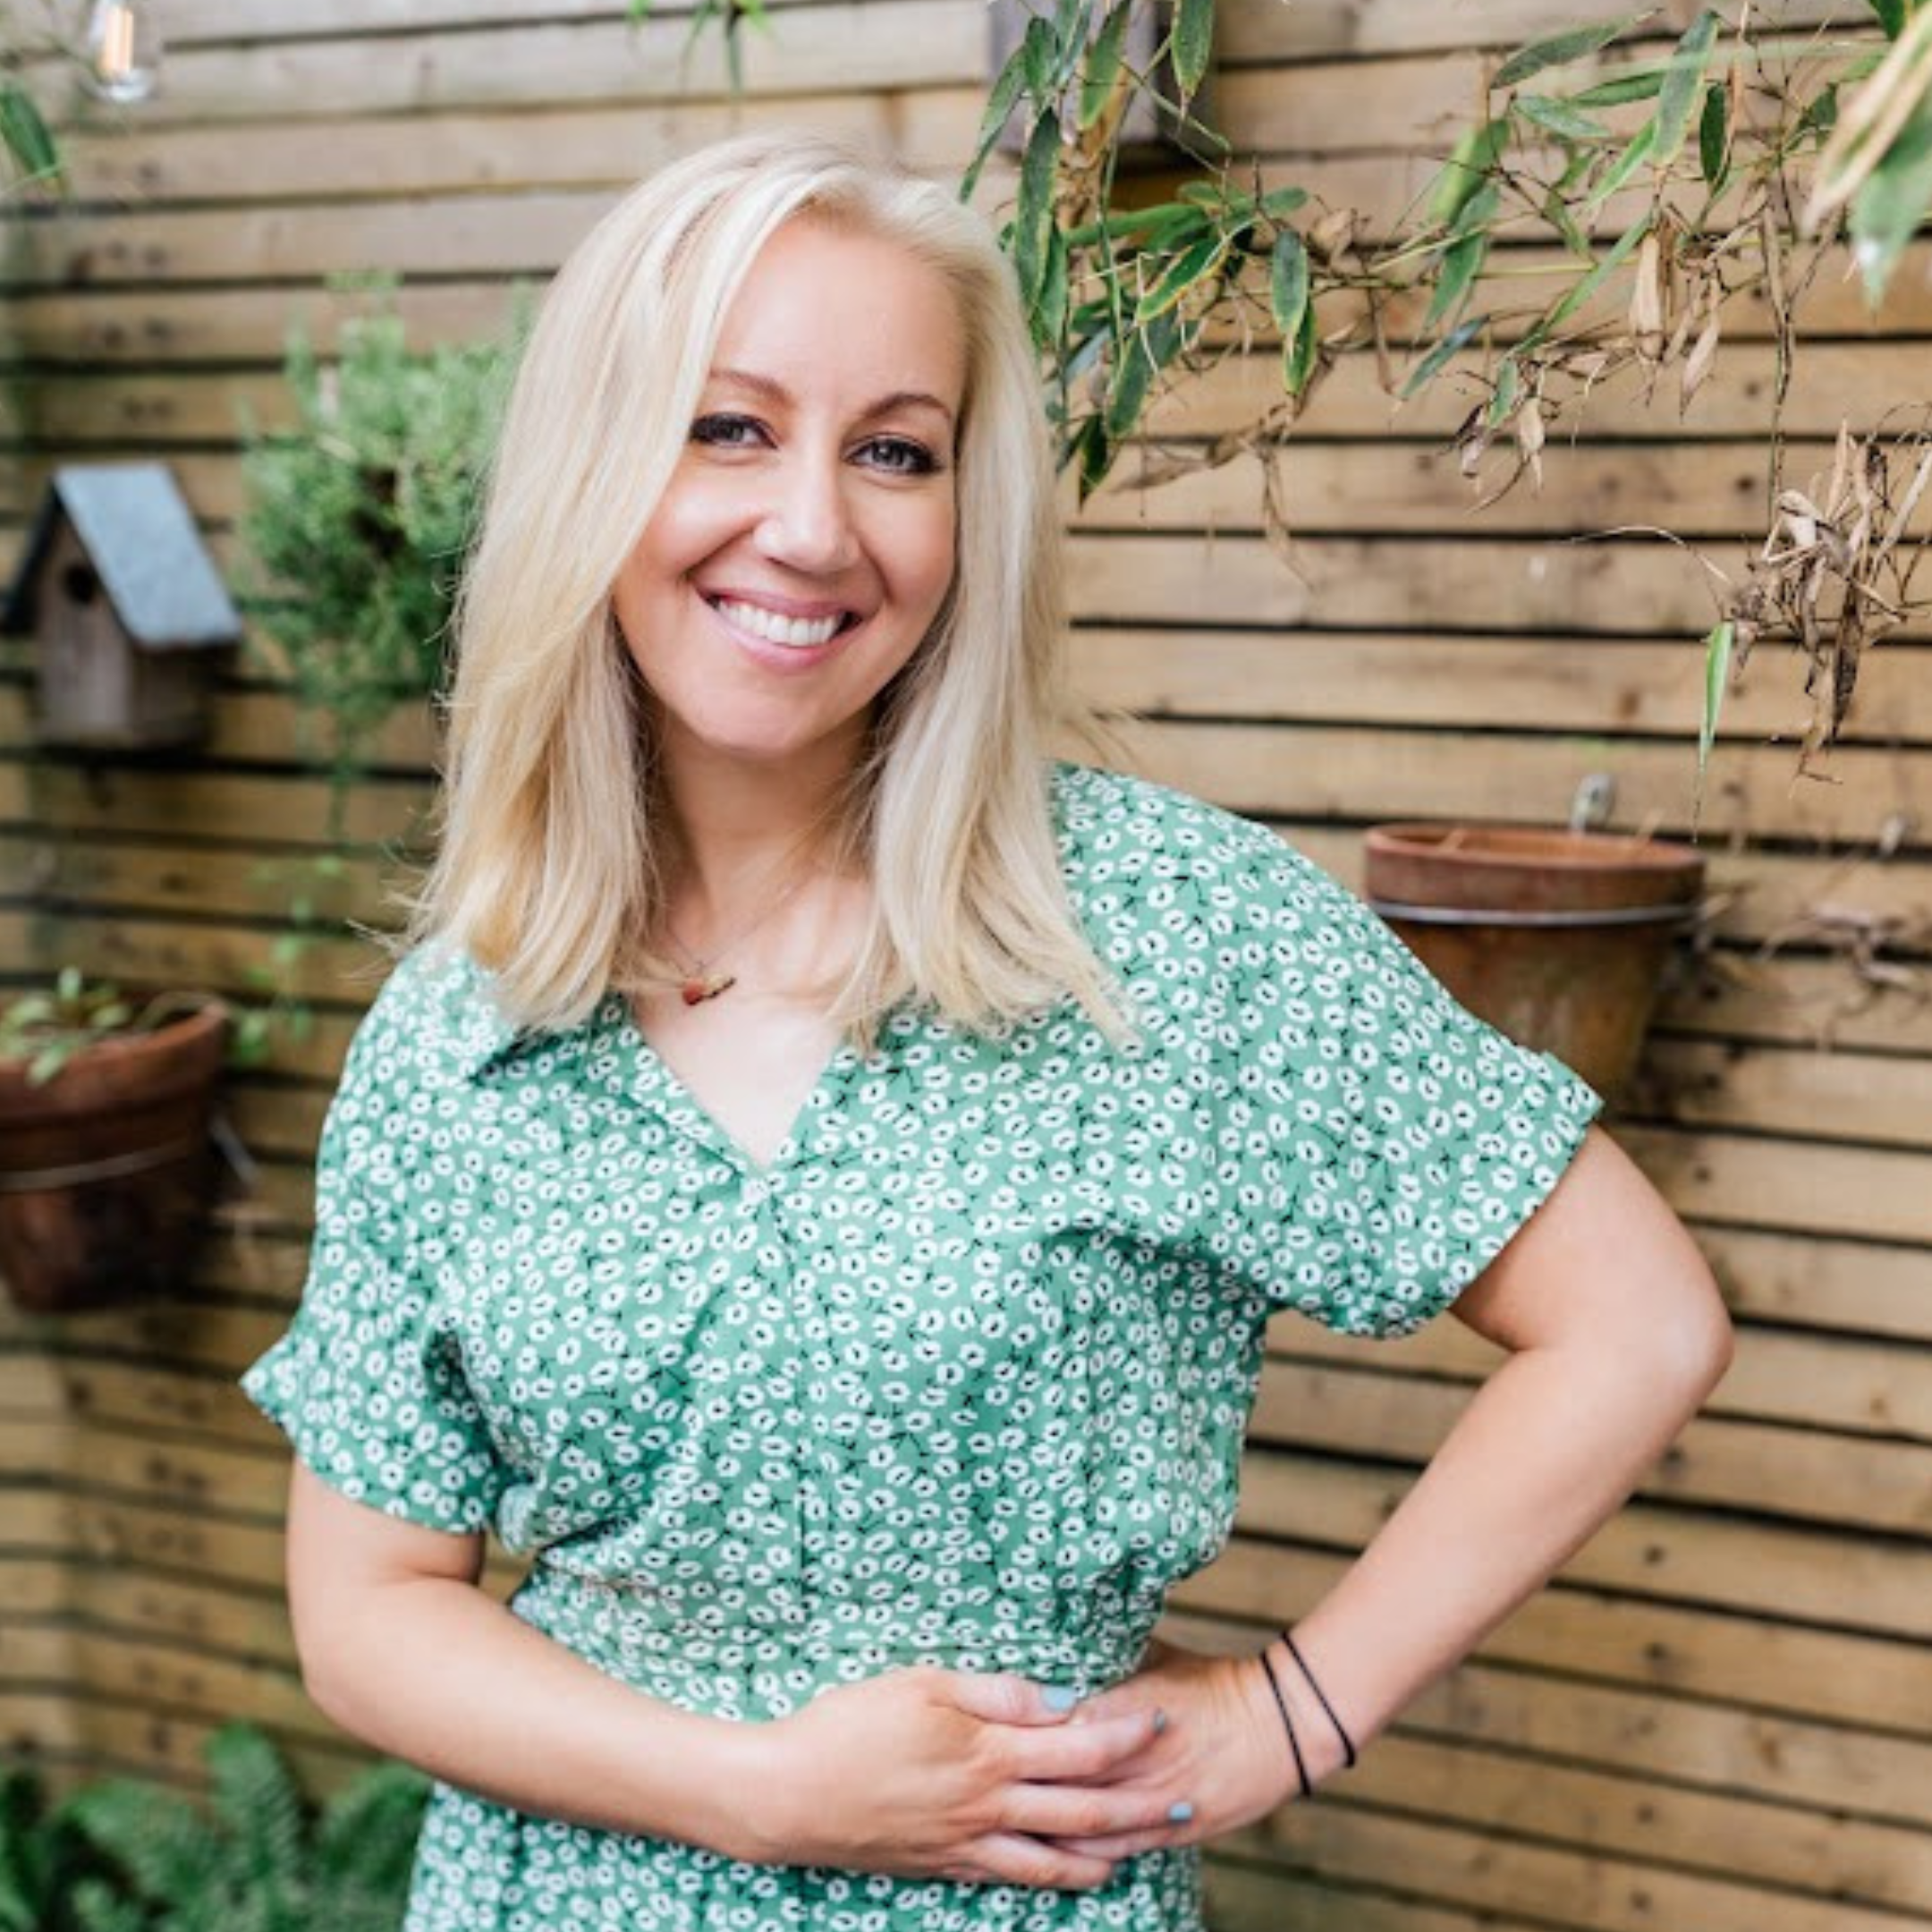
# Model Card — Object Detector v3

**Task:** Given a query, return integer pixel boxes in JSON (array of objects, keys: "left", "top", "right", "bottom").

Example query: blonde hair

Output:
[{"left": 411, "top": 131, "right": 1123, "bottom": 1043}]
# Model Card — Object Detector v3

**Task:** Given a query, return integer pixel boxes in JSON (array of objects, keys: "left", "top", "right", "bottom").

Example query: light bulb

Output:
[{"left": 85, "top": 0, "right": 163, "bottom": 105}]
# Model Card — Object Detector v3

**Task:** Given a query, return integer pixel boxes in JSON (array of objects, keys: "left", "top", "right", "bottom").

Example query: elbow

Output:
[
  {"left": 1654, "top": 1261, "right": 1734, "bottom": 1412},
  {"left": 292, "top": 1601, "right": 388, "bottom": 1748},
  {"left": 294, "top": 1630, "right": 361, "bottom": 1741}
]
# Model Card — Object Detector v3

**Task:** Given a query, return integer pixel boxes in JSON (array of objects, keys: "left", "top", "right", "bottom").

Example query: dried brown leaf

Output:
[{"left": 1631, "top": 232, "right": 1667, "bottom": 366}]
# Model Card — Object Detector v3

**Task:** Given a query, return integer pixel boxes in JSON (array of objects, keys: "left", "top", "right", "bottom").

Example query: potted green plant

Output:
[
  {"left": 0, "top": 970, "right": 228, "bottom": 1314},
  {"left": 235, "top": 302, "right": 517, "bottom": 839}
]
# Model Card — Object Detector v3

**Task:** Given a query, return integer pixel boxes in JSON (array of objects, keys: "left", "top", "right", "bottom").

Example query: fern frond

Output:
[{"left": 66, "top": 1782, "right": 216, "bottom": 1910}]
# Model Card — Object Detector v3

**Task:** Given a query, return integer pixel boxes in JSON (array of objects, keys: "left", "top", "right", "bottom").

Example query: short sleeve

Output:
[
  {"left": 1199, "top": 823, "right": 1601, "bottom": 1339},
  {"left": 241, "top": 968, "right": 509, "bottom": 1533}
]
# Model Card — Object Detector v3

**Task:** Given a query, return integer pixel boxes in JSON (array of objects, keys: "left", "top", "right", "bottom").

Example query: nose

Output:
[{"left": 753, "top": 448, "right": 860, "bottom": 575}]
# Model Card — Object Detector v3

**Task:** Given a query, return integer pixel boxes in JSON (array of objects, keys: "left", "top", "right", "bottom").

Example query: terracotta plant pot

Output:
[
  {"left": 1363, "top": 824, "right": 1705, "bottom": 1099},
  {"left": 0, "top": 1003, "right": 228, "bottom": 1313}
]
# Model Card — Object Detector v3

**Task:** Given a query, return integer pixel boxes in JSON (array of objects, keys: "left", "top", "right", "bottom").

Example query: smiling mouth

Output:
[{"left": 708, "top": 595, "right": 858, "bottom": 650}]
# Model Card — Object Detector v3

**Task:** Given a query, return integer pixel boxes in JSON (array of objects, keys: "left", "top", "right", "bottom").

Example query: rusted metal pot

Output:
[
  {"left": 1364, "top": 824, "right": 1704, "bottom": 1099},
  {"left": 0, "top": 1004, "right": 227, "bottom": 1313}
]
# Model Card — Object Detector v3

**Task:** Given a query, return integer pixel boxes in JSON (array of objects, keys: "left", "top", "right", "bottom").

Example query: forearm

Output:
[
  {"left": 1283, "top": 1334, "right": 1711, "bottom": 1757},
  {"left": 1277, "top": 1131, "right": 1732, "bottom": 1770},
  {"left": 299, "top": 1565, "right": 765, "bottom": 1855}
]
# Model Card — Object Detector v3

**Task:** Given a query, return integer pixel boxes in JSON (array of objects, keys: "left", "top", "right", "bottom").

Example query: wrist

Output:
[
  {"left": 1257, "top": 1632, "right": 1357, "bottom": 1793},
  {"left": 636, "top": 1705, "right": 796, "bottom": 1865},
  {"left": 708, "top": 1710, "right": 799, "bottom": 1866}
]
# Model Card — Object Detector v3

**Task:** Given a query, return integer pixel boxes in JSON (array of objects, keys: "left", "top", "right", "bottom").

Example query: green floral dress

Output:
[{"left": 243, "top": 765, "right": 1598, "bottom": 1931}]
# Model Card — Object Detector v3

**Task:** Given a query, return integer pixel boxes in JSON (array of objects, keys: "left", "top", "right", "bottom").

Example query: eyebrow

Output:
[{"left": 708, "top": 366, "right": 957, "bottom": 428}]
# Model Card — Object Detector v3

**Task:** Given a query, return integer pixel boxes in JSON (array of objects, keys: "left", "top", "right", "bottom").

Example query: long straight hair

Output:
[{"left": 410, "top": 132, "right": 1123, "bottom": 1044}]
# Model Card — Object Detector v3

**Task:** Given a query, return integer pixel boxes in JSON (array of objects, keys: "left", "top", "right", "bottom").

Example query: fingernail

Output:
[
  {"left": 1150, "top": 1708, "right": 1169, "bottom": 1735},
  {"left": 1041, "top": 1684, "right": 1080, "bottom": 1712},
  {"left": 1167, "top": 1801, "right": 1194, "bottom": 1824}
]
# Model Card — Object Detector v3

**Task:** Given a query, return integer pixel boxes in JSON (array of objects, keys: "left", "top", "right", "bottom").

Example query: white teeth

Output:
[{"left": 714, "top": 597, "right": 844, "bottom": 648}]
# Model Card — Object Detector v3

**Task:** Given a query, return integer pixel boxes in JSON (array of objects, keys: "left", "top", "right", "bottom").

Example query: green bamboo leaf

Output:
[
  {"left": 1284, "top": 305, "right": 1320, "bottom": 397},
  {"left": 1261, "top": 184, "right": 1309, "bottom": 219},
  {"left": 1493, "top": 10, "right": 1654, "bottom": 89},
  {"left": 1402, "top": 312, "right": 1488, "bottom": 398},
  {"left": 1012, "top": 106, "right": 1062, "bottom": 305},
  {"left": 1063, "top": 201, "right": 1200, "bottom": 249},
  {"left": 1699, "top": 618, "right": 1734, "bottom": 780},
  {"left": 1174, "top": 0, "right": 1215, "bottom": 97},
  {"left": 1425, "top": 228, "right": 1491, "bottom": 331},
  {"left": 1074, "top": 413, "right": 1114, "bottom": 497},
  {"left": 1801, "top": 82, "right": 1840, "bottom": 138},
  {"left": 1517, "top": 211, "right": 1651, "bottom": 354},
  {"left": 960, "top": 29, "right": 1036, "bottom": 201},
  {"left": 1445, "top": 178, "right": 1501, "bottom": 244},
  {"left": 1177, "top": 179, "right": 1236, "bottom": 211},
  {"left": 1870, "top": 0, "right": 1909, "bottom": 40},
  {"left": 1268, "top": 231, "right": 1309, "bottom": 351},
  {"left": 1034, "top": 224, "right": 1071, "bottom": 351},
  {"left": 1133, "top": 228, "right": 1224, "bottom": 325},
  {"left": 0, "top": 86, "right": 60, "bottom": 184},
  {"left": 1580, "top": 115, "right": 1657, "bottom": 216},
  {"left": 1543, "top": 185, "right": 1595, "bottom": 258},
  {"left": 1487, "top": 352, "right": 1521, "bottom": 428},
  {"left": 1022, "top": 13, "right": 1058, "bottom": 93},
  {"left": 1516, "top": 94, "right": 1613, "bottom": 142},
  {"left": 1080, "top": 1, "right": 1131, "bottom": 128},
  {"left": 1850, "top": 93, "right": 1932, "bottom": 302},
  {"left": 1429, "top": 118, "right": 1511, "bottom": 226},
  {"left": 1104, "top": 338, "right": 1157, "bottom": 444},
  {"left": 1571, "top": 69, "right": 1667, "bottom": 108},
  {"left": 1652, "top": 10, "right": 1722, "bottom": 170},
  {"left": 1105, "top": 309, "right": 1187, "bottom": 443},
  {"left": 1698, "top": 82, "right": 1728, "bottom": 182}
]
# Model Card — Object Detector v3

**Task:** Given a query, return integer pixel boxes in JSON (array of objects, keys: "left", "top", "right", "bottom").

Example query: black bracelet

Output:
[
  {"left": 1283, "top": 1629, "right": 1357, "bottom": 1769},
  {"left": 1257, "top": 1646, "right": 1313, "bottom": 1799}
]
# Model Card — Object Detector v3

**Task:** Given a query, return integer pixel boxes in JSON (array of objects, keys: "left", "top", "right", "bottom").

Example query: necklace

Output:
[{"left": 660, "top": 837, "right": 826, "bottom": 1006}]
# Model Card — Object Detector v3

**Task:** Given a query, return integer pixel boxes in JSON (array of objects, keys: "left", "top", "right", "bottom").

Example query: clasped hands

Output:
[{"left": 737, "top": 1639, "right": 1305, "bottom": 1892}]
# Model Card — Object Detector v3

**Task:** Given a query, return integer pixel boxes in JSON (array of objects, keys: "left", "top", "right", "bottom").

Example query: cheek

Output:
[{"left": 895, "top": 495, "right": 959, "bottom": 617}]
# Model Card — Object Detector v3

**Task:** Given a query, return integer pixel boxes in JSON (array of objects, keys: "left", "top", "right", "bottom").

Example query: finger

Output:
[
  {"left": 970, "top": 1830, "right": 1116, "bottom": 1892},
  {"left": 1001, "top": 1707, "right": 1165, "bottom": 1782},
  {"left": 1003, "top": 1781, "right": 1191, "bottom": 1842},
  {"left": 1050, "top": 1825, "right": 1192, "bottom": 1860},
  {"left": 942, "top": 1671, "right": 1084, "bottom": 1726}
]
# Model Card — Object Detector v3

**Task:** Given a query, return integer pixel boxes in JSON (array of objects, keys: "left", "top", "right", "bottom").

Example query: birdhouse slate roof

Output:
[{"left": 3, "top": 462, "right": 242, "bottom": 650}]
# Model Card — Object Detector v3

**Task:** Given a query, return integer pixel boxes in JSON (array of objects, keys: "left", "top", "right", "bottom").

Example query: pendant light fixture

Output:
[{"left": 84, "top": 0, "right": 163, "bottom": 104}]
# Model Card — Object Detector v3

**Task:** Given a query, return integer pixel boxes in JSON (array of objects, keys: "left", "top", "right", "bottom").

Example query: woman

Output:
[{"left": 243, "top": 132, "right": 1732, "bottom": 1931}]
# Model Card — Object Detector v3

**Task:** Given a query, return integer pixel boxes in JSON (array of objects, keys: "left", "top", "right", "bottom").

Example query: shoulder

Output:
[
  {"left": 1049, "top": 759, "right": 1339, "bottom": 919},
  {"left": 333, "top": 943, "right": 519, "bottom": 1108},
  {"left": 1046, "top": 762, "right": 1419, "bottom": 1029}
]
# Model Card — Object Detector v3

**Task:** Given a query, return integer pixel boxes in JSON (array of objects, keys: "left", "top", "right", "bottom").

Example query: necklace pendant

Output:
[{"left": 681, "top": 971, "right": 736, "bottom": 1006}]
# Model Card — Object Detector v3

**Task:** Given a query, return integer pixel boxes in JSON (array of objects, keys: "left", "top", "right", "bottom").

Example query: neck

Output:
[{"left": 657, "top": 733, "right": 863, "bottom": 911}]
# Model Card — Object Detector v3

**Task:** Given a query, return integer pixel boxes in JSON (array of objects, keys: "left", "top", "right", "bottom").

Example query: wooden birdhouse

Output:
[{"left": 3, "top": 462, "right": 241, "bottom": 749}]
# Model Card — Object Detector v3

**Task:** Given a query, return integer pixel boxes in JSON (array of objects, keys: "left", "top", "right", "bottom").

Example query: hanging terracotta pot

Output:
[
  {"left": 1363, "top": 824, "right": 1704, "bottom": 1099},
  {"left": 0, "top": 1003, "right": 228, "bottom": 1313}
]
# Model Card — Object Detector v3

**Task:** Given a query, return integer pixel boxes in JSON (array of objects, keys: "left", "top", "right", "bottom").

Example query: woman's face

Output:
[{"left": 614, "top": 216, "right": 968, "bottom": 786}]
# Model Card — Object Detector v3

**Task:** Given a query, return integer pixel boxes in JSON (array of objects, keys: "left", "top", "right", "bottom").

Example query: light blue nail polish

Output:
[
  {"left": 1041, "top": 1683, "right": 1080, "bottom": 1712},
  {"left": 1167, "top": 1801, "right": 1194, "bottom": 1825}
]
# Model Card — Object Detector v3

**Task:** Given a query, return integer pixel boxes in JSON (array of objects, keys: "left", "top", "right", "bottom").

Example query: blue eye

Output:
[{"left": 860, "top": 436, "right": 939, "bottom": 476}]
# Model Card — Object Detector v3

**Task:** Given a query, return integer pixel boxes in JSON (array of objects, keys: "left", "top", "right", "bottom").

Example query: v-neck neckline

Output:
[{"left": 602, "top": 993, "right": 864, "bottom": 1176}]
